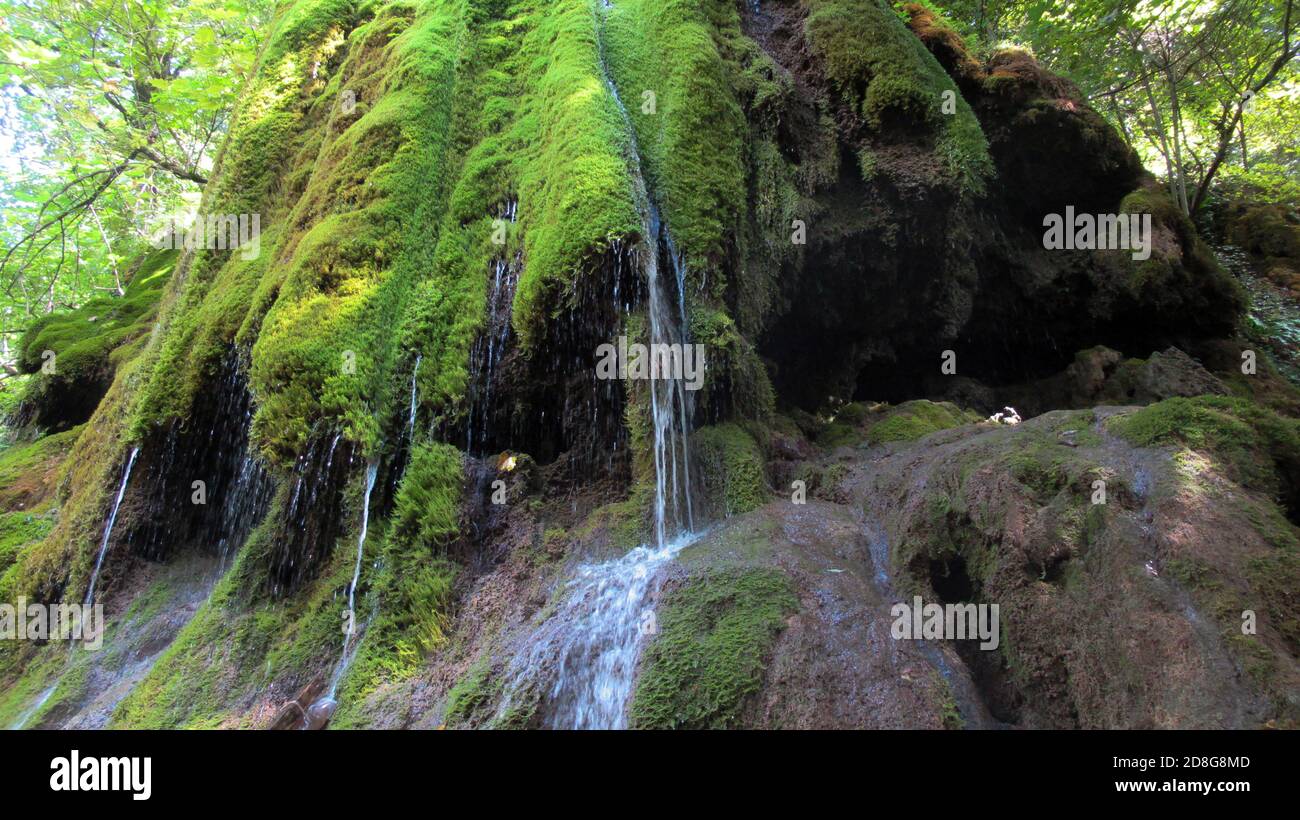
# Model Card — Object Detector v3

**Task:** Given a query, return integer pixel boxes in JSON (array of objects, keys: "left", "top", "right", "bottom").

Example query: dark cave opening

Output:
[{"left": 929, "top": 554, "right": 974, "bottom": 604}]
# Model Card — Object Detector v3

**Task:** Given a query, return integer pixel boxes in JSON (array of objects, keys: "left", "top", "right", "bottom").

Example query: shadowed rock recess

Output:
[{"left": 0, "top": 0, "right": 1295, "bottom": 730}]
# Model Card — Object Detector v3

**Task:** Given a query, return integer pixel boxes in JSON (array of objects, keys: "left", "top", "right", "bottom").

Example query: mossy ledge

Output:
[{"left": 629, "top": 566, "right": 797, "bottom": 729}]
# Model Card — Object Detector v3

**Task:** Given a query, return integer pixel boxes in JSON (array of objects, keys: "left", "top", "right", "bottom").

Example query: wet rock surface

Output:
[{"left": 389, "top": 398, "right": 1298, "bottom": 730}]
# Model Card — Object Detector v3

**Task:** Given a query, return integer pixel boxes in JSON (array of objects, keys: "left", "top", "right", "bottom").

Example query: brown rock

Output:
[{"left": 268, "top": 675, "right": 326, "bottom": 730}]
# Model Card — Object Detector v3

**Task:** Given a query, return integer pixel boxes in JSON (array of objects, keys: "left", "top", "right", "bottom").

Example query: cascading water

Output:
[
  {"left": 466, "top": 200, "right": 520, "bottom": 455},
  {"left": 127, "top": 348, "right": 272, "bottom": 564},
  {"left": 407, "top": 354, "right": 422, "bottom": 442},
  {"left": 7, "top": 684, "right": 56, "bottom": 731},
  {"left": 84, "top": 446, "right": 140, "bottom": 607},
  {"left": 644, "top": 208, "right": 696, "bottom": 546},
  {"left": 301, "top": 460, "right": 380, "bottom": 728},
  {"left": 494, "top": 532, "right": 695, "bottom": 728},
  {"left": 490, "top": 2, "right": 699, "bottom": 729},
  {"left": 592, "top": 1, "right": 695, "bottom": 547},
  {"left": 42, "top": 354, "right": 275, "bottom": 730},
  {"left": 272, "top": 430, "right": 353, "bottom": 596},
  {"left": 216, "top": 453, "right": 270, "bottom": 573},
  {"left": 332, "top": 460, "right": 380, "bottom": 697}
]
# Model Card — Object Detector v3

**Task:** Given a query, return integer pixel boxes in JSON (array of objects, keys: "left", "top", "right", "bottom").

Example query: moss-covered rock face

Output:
[
  {"left": 1221, "top": 203, "right": 1300, "bottom": 298},
  {"left": 864, "top": 400, "right": 978, "bottom": 444},
  {"left": 14, "top": 250, "right": 177, "bottom": 432},
  {"left": 630, "top": 566, "right": 796, "bottom": 729},
  {"left": 692, "top": 423, "right": 769, "bottom": 518},
  {"left": 1226, "top": 203, "right": 1300, "bottom": 267},
  {"left": 864, "top": 405, "right": 1300, "bottom": 728},
  {"left": 1107, "top": 396, "right": 1300, "bottom": 510},
  {"left": 736, "top": 1, "right": 1241, "bottom": 408},
  {"left": 803, "top": 0, "right": 992, "bottom": 194},
  {"left": 2, "top": 0, "right": 1293, "bottom": 731},
  {"left": 815, "top": 399, "right": 977, "bottom": 448}
]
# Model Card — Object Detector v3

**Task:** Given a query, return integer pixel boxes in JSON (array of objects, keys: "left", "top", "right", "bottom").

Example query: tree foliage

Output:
[
  {"left": 926, "top": 0, "right": 1299, "bottom": 212},
  {"left": 0, "top": 0, "right": 271, "bottom": 367}
]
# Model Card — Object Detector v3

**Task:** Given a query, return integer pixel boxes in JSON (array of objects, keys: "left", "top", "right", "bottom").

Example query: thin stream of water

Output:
[
  {"left": 84, "top": 446, "right": 140, "bottom": 607},
  {"left": 329, "top": 460, "right": 380, "bottom": 700}
]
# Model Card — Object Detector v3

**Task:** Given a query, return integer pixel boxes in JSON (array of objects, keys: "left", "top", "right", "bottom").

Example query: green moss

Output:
[
  {"left": 1228, "top": 633, "right": 1277, "bottom": 684},
  {"left": 0, "top": 512, "right": 55, "bottom": 576},
  {"left": 0, "top": 425, "right": 82, "bottom": 504},
  {"left": 932, "top": 669, "right": 964, "bottom": 729},
  {"left": 1245, "top": 548, "right": 1300, "bottom": 652},
  {"left": 630, "top": 566, "right": 796, "bottom": 729},
  {"left": 18, "top": 249, "right": 177, "bottom": 387},
  {"left": 817, "top": 421, "right": 861, "bottom": 449},
  {"left": 247, "top": 4, "right": 465, "bottom": 461},
  {"left": 603, "top": 0, "right": 747, "bottom": 277},
  {"left": 689, "top": 306, "right": 775, "bottom": 423},
  {"left": 132, "top": 0, "right": 369, "bottom": 435},
  {"left": 0, "top": 649, "right": 67, "bottom": 728},
  {"left": 813, "top": 400, "right": 975, "bottom": 449},
  {"left": 331, "top": 541, "right": 457, "bottom": 727},
  {"left": 505, "top": 0, "right": 641, "bottom": 348},
  {"left": 112, "top": 434, "right": 463, "bottom": 728},
  {"left": 864, "top": 399, "right": 976, "bottom": 444},
  {"left": 392, "top": 442, "right": 462, "bottom": 551},
  {"left": 1243, "top": 494, "right": 1300, "bottom": 551},
  {"left": 802, "top": 0, "right": 991, "bottom": 194},
  {"left": 692, "top": 423, "right": 769, "bottom": 517},
  {"left": 572, "top": 497, "right": 646, "bottom": 552},
  {"left": 0, "top": 426, "right": 81, "bottom": 604},
  {"left": 1107, "top": 396, "right": 1300, "bottom": 498},
  {"left": 132, "top": 0, "right": 465, "bottom": 465},
  {"left": 1118, "top": 188, "right": 1245, "bottom": 322},
  {"left": 443, "top": 658, "right": 501, "bottom": 728},
  {"left": 443, "top": 647, "right": 540, "bottom": 730},
  {"left": 110, "top": 503, "right": 350, "bottom": 728},
  {"left": 331, "top": 443, "right": 462, "bottom": 722},
  {"left": 833, "top": 401, "right": 871, "bottom": 426}
]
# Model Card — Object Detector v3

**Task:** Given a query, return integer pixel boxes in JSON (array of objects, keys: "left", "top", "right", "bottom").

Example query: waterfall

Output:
[
  {"left": 216, "top": 453, "right": 270, "bottom": 572},
  {"left": 7, "top": 684, "right": 56, "bottom": 731},
  {"left": 307, "top": 459, "right": 381, "bottom": 723},
  {"left": 84, "top": 446, "right": 140, "bottom": 607},
  {"left": 494, "top": 532, "right": 695, "bottom": 728},
  {"left": 467, "top": 201, "right": 520, "bottom": 455},
  {"left": 593, "top": 3, "right": 694, "bottom": 548},
  {"left": 487, "top": 3, "right": 699, "bottom": 729},
  {"left": 344, "top": 461, "right": 380, "bottom": 650},
  {"left": 407, "top": 354, "right": 422, "bottom": 442},
  {"left": 644, "top": 209, "right": 696, "bottom": 546}
]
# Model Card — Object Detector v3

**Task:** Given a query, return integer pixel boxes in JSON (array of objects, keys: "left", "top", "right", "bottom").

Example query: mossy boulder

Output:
[
  {"left": 865, "top": 399, "right": 978, "bottom": 444},
  {"left": 867, "top": 406, "right": 1299, "bottom": 727},
  {"left": 1107, "top": 395, "right": 1300, "bottom": 508},
  {"left": 1226, "top": 202, "right": 1300, "bottom": 263},
  {"left": 629, "top": 565, "right": 796, "bottom": 729},
  {"left": 815, "top": 399, "right": 977, "bottom": 448},
  {"left": 803, "top": 0, "right": 992, "bottom": 195},
  {"left": 692, "top": 423, "right": 769, "bottom": 518},
  {"left": 15, "top": 250, "right": 176, "bottom": 431}
]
